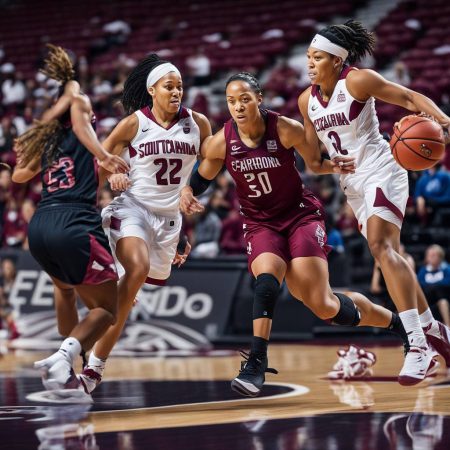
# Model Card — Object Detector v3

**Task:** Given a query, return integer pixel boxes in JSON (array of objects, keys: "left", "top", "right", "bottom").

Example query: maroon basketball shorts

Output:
[
  {"left": 28, "top": 203, "right": 118, "bottom": 285},
  {"left": 243, "top": 216, "right": 331, "bottom": 276}
]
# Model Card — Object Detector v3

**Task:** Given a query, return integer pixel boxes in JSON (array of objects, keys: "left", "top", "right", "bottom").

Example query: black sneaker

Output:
[{"left": 231, "top": 350, "right": 278, "bottom": 397}]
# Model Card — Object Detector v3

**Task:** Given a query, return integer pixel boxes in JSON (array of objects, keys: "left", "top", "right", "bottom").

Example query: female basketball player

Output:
[
  {"left": 298, "top": 20, "right": 450, "bottom": 385},
  {"left": 12, "top": 45, "right": 129, "bottom": 391},
  {"left": 180, "top": 72, "right": 416, "bottom": 396},
  {"left": 78, "top": 54, "right": 212, "bottom": 393}
]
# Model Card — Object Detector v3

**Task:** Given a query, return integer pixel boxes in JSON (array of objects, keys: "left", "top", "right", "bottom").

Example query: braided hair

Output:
[
  {"left": 40, "top": 43, "right": 75, "bottom": 84},
  {"left": 16, "top": 44, "right": 74, "bottom": 166},
  {"left": 121, "top": 53, "right": 168, "bottom": 115},
  {"left": 226, "top": 72, "right": 262, "bottom": 95},
  {"left": 317, "top": 20, "right": 375, "bottom": 64}
]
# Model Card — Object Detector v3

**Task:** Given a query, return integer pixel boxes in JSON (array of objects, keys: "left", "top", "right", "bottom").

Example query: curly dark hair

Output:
[{"left": 317, "top": 20, "right": 376, "bottom": 64}]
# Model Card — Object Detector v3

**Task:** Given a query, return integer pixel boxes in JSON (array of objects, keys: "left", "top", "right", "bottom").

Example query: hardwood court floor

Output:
[{"left": 1, "top": 343, "right": 450, "bottom": 449}]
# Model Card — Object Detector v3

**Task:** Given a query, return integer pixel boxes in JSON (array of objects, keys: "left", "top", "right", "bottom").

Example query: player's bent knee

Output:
[
  {"left": 304, "top": 296, "right": 337, "bottom": 320},
  {"left": 253, "top": 273, "right": 280, "bottom": 320},
  {"left": 125, "top": 263, "right": 150, "bottom": 284},
  {"left": 368, "top": 239, "right": 391, "bottom": 260},
  {"left": 331, "top": 292, "right": 361, "bottom": 327}
]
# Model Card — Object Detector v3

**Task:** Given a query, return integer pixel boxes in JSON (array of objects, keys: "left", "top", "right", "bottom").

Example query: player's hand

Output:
[
  {"left": 108, "top": 173, "right": 131, "bottom": 191},
  {"left": 180, "top": 186, "right": 204, "bottom": 215},
  {"left": 98, "top": 153, "right": 130, "bottom": 174},
  {"left": 331, "top": 156, "right": 356, "bottom": 174},
  {"left": 172, "top": 237, "right": 191, "bottom": 267}
]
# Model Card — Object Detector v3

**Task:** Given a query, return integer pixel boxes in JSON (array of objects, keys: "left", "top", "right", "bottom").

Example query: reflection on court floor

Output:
[{"left": 1, "top": 343, "right": 450, "bottom": 449}]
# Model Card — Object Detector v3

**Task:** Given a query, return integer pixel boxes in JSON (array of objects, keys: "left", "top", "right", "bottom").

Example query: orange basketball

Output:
[{"left": 390, "top": 115, "right": 445, "bottom": 171}]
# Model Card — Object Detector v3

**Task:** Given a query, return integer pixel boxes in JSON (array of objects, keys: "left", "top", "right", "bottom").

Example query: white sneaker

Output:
[
  {"left": 398, "top": 346, "right": 435, "bottom": 386},
  {"left": 34, "top": 357, "right": 79, "bottom": 391},
  {"left": 328, "top": 345, "right": 377, "bottom": 380}
]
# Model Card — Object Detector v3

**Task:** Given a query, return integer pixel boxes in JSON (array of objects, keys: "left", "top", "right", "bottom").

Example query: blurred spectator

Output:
[
  {"left": 185, "top": 47, "right": 211, "bottom": 87},
  {"left": 0, "top": 257, "right": 19, "bottom": 339},
  {"left": 392, "top": 61, "right": 411, "bottom": 86},
  {"left": 102, "top": 19, "right": 131, "bottom": 47},
  {"left": 418, "top": 244, "right": 450, "bottom": 326},
  {"left": 335, "top": 202, "right": 359, "bottom": 237},
  {"left": 214, "top": 170, "right": 238, "bottom": 217},
  {"left": 190, "top": 191, "right": 223, "bottom": 258},
  {"left": 0, "top": 116, "right": 18, "bottom": 154},
  {"left": 263, "top": 89, "right": 285, "bottom": 110},
  {"left": 414, "top": 164, "right": 450, "bottom": 225},
  {"left": 1, "top": 65, "right": 26, "bottom": 108},
  {"left": 2, "top": 198, "right": 27, "bottom": 248},
  {"left": 326, "top": 216, "right": 345, "bottom": 255}
]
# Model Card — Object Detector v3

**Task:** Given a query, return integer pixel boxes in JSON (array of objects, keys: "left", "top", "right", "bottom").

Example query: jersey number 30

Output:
[
  {"left": 244, "top": 171, "right": 273, "bottom": 198},
  {"left": 154, "top": 158, "right": 182, "bottom": 185}
]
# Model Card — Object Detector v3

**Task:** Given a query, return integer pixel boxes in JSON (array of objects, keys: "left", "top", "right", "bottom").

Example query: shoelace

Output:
[{"left": 238, "top": 350, "right": 278, "bottom": 375}]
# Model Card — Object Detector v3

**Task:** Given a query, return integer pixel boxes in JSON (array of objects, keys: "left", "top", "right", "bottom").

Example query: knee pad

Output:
[
  {"left": 253, "top": 273, "right": 280, "bottom": 320},
  {"left": 331, "top": 292, "right": 361, "bottom": 327}
]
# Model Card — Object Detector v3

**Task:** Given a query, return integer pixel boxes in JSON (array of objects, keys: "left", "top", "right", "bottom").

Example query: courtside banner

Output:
[{"left": 4, "top": 250, "right": 245, "bottom": 351}]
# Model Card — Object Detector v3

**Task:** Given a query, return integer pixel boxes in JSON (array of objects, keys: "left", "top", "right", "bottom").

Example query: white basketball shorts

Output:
[
  {"left": 341, "top": 161, "right": 409, "bottom": 239},
  {"left": 101, "top": 195, "right": 181, "bottom": 284}
]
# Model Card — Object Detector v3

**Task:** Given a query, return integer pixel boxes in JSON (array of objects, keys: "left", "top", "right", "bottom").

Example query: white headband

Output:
[
  {"left": 310, "top": 34, "right": 349, "bottom": 60},
  {"left": 146, "top": 63, "right": 181, "bottom": 89}
]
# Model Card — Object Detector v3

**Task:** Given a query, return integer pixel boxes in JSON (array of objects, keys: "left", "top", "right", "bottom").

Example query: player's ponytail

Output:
[
  {"left": 15, "top": 44, "right": 73, "bottom": 166},
  {"left": 318, "top": 20, "right": 375, "bottom": 64},
  {"left": 40, "top": 44, "right": 75, "bottom": 84},
  {"left": 121, "top": 54, "right": 168, "bottom": 115}
]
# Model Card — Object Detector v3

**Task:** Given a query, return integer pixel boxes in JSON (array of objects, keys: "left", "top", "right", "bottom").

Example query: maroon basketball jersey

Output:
[{"left": 224, "top": 110, "right": 305, "bottom": 221}]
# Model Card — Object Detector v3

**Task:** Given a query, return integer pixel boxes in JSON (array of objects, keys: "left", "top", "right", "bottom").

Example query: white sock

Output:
[
  {"left": 87, "top": 352, "right": 106, "bottom": 375},
  {"left": 58, "top": 337, "right": 82, "bottom": 365},
  {"left": 399, "top": 309, "right": 427, "bottom": 348},
  {"left": 419, "top": 308, "right": 437, "bottom": 329}
]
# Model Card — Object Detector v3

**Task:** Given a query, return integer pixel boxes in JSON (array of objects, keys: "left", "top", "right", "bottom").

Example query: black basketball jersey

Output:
[{"left": 39, "top": 120, "right": 98, "bottom": 207}]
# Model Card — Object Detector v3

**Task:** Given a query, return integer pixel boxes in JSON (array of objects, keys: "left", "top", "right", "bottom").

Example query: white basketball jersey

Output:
[
  {"left": 122, "top": 106, "right": 200, "bottom": 215},
  {"left": 308, "top": 66, "right": 395, "bottom": 177}
]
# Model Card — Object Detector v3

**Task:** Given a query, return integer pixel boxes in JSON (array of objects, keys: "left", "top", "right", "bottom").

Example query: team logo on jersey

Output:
[
  {"left": 183, "top": 127, "right": 190, "bottom": 134},
  {"left": 266, "top": 140, "right": 277, "bottom": 152},
  {"left": 337, "top": 91, "right": 346, "bottom": 102},
  {"left": 315, "top": 224, "right": 325, "bottom": 247}
]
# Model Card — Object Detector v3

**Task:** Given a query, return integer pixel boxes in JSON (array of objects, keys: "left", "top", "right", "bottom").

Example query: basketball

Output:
[{"left": 390, "top": 115, "right": 445, "bottom": 171}]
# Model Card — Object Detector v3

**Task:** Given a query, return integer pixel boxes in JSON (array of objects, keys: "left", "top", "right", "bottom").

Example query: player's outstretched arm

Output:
[
  {"left": 71, "top": 96, "right": 129, "bottom": 175},
  {"left": 347, "top": 69, "right": 450, "bottom": 134},
  {"left": 12, "top": 154, "right": 41, "bottom": 183},
  {"left": 40, "top": 80, "right": 80, "bottom": 123}
]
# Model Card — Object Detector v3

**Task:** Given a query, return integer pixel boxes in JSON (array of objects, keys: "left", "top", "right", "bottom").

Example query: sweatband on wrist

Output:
[{"left": 189, "top": 170, "right": 212, "bottom": 196}]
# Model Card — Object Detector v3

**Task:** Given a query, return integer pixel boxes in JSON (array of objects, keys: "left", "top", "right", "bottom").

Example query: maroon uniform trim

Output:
[
  {"left": 145, "top": 276, "right": 167, "bottom": 286},
  {"left": 373, "top": 187, "right": 404, "bottom": 221},
  {"left": 140, "top": 106, "right": 189, "bottom": 130},
  {"left": 82, "top": 234, "right": 118, "bottom": 284}
]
